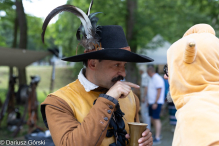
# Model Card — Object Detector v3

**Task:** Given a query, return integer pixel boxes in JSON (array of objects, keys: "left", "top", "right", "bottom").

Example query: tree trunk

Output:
[
  {"left": 50, "top": 62, "right": 56, "bottom": 93},
  {"left": 8, "top": 15, "right": 19, "bottom": 87},
  {"left": 12, "top": 15, "right": 18, "bottom": 48},
  {"left": 125, "top": 0, "right": 139, "bottom": 84},
  {"left": 16, "top": 0, "right": 27, "bottom": 85}
]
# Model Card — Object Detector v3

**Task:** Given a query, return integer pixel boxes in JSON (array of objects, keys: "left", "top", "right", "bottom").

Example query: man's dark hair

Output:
[
  {"left": 147, "top": 64, "right": 154, "bottom": 68},
  {"left": 147, "top": 64, "right": 155, "bottom": 73},
  {"left": 83, "top": 59, "right": 102, "bottom": 67},
  {"left": 83, "top": 60, "right": 88, "bottom": 67}
]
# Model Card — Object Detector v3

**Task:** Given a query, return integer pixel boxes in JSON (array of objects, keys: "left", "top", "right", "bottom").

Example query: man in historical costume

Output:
[
  {"left": 40, "top": 1, "right": 153, "bottom": 146},
  {"left": 164, "top": 24, "right": 219, "bottom": 146}
]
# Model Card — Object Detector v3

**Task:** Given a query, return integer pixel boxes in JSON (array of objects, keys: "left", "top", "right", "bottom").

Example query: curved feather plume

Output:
[
  {"left": 42, "top": 5, "right": 92, "bottom": 43},
  {"left": 76, "top": 0, "right": 94, "bottom": 41},
  {"left": 76, "top": 12, "right": 102, "bottom": 41},
  {"left": 86, "top": 0, "right": 93, "bottom": 15},
  {"left": 89, "top": 12, "right": 102, "bottom": 31},
  {"left": 76, "top": 0, "right": 101, "bottom": 41},
  {"left": 78, "top": 11, "right": 102, "bottom": 51},
  {"left": 74, "top": 0, "right": 102, "bottom": 51}
]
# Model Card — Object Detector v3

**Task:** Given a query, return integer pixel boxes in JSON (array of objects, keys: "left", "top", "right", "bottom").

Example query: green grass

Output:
[{"left": 0, "top": 66, "right": 77, "bottom": 140}]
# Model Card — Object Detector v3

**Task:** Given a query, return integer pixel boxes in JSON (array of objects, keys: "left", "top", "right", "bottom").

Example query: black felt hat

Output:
[
  {"left": 48, "top": 48, "right": 59, "bottom": 57},
  {"left": 62, "top": 25, "right": 154, "bottom": 63}
]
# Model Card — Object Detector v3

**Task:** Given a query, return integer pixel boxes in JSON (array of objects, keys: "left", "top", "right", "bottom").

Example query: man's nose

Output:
[{"left": 118, "top": 67, "right": 126, "bottom": 77}]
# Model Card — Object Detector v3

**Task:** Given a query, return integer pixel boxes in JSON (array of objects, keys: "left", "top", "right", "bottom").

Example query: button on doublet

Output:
[
  {"left": 107, "top": 110, "right": 111, "bottom": 114},
  {"left": 104, "top": 117, "right": 108, "bottom": 121},
  {"left": 109, "top": 105, "right": 113, "bottom": 109}
]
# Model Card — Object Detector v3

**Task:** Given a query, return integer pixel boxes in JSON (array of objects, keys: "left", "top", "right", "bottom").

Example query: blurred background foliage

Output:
[
  {"left": 1, "top": 0, "right": 219, "bottom": 54},
  {"left": 0, "top": 0, "right": 219, "bottom": 82}
]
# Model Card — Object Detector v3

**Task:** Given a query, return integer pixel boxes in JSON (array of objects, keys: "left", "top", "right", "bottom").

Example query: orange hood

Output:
[{"left": 167, "top": 24, "right": 219, "bottom": 109}]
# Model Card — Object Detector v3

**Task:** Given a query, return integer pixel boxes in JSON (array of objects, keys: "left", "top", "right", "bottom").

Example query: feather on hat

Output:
[{"left": 42, "top": 0, "right": 101, "bottom": 52}]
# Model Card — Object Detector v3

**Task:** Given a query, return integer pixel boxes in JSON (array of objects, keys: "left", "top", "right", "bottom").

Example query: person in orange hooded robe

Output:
[{"left": 165, "top": 24, "right": 219, "bottom": 146}]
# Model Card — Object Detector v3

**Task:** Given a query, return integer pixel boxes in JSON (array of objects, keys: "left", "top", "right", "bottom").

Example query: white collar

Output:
[{"left": 78, "top": 68, "right": 99, "bottom": 92}]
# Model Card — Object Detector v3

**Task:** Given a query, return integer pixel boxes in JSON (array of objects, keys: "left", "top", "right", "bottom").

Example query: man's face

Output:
[
  {"left": 147, "top": 70, "right": 152, "bottom": 77},
  {"left": 94, "top": 60, "right": 127, "bottom": 89},
  {"left": 140, "top": 70, "right": 143, "bottom": 75}
]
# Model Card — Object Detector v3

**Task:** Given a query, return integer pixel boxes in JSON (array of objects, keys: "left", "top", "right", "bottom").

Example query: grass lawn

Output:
[{"left": 0, "top": 66, "right": 78, "bottom": 140}]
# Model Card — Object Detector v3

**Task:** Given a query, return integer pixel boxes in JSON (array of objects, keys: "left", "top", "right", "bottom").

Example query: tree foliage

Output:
[
  {"left": 0, "top": 0, "right": 48, "bottom": 50},
  {"left": 42, "top": 0, "right": 219, "bottom": 56},
  {"left": 1, "top": 0, "right": 219, "bottom": 53},
  {"left": 0, "top": 0, "right": 15, "bottom": 47},
  {"left": 1, "top": 0, "right": 219, "bottom": 82}
]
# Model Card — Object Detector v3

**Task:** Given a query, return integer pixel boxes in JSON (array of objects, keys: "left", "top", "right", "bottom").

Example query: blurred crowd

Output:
[{"left": 139, "top": 64, "right": 177, "bottom": 145}]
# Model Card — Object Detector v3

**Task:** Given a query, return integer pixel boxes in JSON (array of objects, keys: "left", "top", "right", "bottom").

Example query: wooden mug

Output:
[{"left": 128, "top": 122, "right": 148, "bottom": 146}]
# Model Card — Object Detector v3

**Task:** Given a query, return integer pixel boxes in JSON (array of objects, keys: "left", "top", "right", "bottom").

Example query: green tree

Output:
[
  {"left": 2, "top": 0, "right": 219, "bottom": 84},
  {"left": 0, "top": 0, "right": 15, "bottom": 47},
  {"left": 27, "top": 15, "right": 48, "bottom": 50},
  {"left": 15, "top": 0, "right": 28, "bottom": 85},
  {"left": 45, "top": 0, "right": 219, "bottom": 83}
]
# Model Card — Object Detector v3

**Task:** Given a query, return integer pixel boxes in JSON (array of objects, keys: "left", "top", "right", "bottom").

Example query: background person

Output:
[
  {"left": 139, "top": 67, "right": 151, "bottom": 130},
  {"left": 146, "top": 65, "right": 165, "bottom": 145}
]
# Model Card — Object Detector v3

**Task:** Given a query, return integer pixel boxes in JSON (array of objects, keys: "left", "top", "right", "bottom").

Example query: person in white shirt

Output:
[
  {"left": 139, "top": 68, "right": 151, "bottom": 130},
  {"left": 146, "top": 65, "right": 165, "bottom": 145}
]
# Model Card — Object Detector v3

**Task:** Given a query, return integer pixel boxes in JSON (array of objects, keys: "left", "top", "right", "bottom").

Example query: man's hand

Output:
[
  {"left": 125, "top": 128, "right": 153, "bottom": 146},
  {"left": 106, "top": 81, "right": 140, "bottom": 100},
  {"left": 152, "top": 103, "right": 158, "bottom": 110}
]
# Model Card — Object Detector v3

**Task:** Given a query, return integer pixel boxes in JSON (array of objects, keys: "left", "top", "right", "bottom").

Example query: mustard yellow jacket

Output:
[{"left": 41, "top": 79, "right": 140, "bottom": 146}]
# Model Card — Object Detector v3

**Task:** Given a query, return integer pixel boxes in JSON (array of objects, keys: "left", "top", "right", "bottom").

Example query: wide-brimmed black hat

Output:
[
  {"left": 48, "top": 48, "right": 59, "bottom": 57},
  {"left": 62, "top": 25, "right": 153, "bottom": 62}
]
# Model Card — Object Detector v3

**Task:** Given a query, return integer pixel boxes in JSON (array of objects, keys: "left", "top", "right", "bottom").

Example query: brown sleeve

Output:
[
  {"left": 42, "top": 95, "right": 116, "bottom": 146},
  {"left": 134, "top": 94, "right": 140, "bottom": 122}
]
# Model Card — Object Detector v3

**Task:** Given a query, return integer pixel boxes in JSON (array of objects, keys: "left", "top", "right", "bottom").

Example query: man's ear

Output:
[{"left": 87, "top": 59, "right": 98, "bottom": 70}]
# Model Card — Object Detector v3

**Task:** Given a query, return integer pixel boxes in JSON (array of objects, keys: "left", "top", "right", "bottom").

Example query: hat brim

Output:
[{"left": 62, "top": 48, "right": 154, "bottom": 63}]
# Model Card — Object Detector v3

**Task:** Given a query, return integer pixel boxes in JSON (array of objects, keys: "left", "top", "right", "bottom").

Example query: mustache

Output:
[{"left": 111, "top": 75, "right": 124, "bottom": 82}]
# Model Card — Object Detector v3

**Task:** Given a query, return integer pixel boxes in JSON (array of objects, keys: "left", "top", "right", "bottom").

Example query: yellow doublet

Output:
[
  {"left": 167, "top": 24, "right": 219, "bottom": 146},
  {"left": 50, "top": 79, "right": 136, "bottom": 146}
]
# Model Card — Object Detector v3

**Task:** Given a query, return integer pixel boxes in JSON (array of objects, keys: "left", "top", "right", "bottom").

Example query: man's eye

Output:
[{"left": 115, "top": 64, "right": 119, "bottom": 67}]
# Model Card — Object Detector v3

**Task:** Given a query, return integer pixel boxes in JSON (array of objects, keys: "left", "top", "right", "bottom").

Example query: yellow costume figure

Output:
[{"left": 167, "top": 24, "right": 219, "bottom": 146}]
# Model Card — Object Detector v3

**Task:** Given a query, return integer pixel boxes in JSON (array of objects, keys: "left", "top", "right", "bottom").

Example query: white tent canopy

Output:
[
  {"left": 0, "top": 47, "right": 51, "bottom": 68},
  {"left": 138, "top": 34, "right": 171, "bottom": 65}
]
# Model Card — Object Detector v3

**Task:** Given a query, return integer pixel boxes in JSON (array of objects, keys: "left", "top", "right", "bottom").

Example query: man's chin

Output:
[
  {"left": 106, "top": 82, "right": 116, "bottom": 89},
  {"left": 101, "top": 81, "right": 118, "bottom": 89},
  {"left": 112, "top": 81, "right": 118, "bottom": 85}
]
